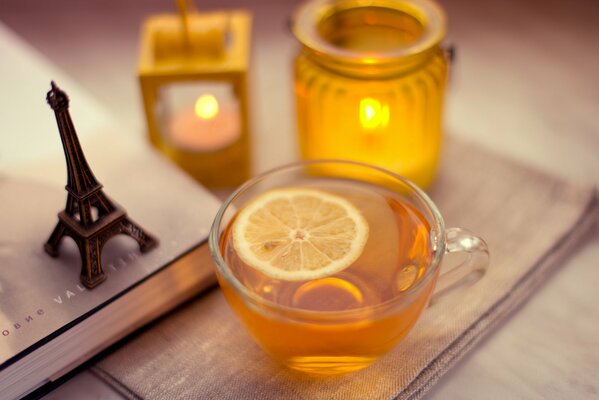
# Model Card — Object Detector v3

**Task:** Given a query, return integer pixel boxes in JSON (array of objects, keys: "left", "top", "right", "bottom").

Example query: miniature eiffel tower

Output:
[{"left": 44, "top": 81, "right": 158, "bottom": 288}]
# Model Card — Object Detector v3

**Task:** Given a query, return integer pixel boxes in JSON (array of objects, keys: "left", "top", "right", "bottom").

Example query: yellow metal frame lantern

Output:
[{"left": 138, "top": 7, "right": 252, "bottom": 188}]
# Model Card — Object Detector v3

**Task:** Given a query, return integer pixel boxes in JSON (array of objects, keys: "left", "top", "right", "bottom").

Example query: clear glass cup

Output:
[{"left": 209, "top": 160, "right": 488, "bottom": 374}]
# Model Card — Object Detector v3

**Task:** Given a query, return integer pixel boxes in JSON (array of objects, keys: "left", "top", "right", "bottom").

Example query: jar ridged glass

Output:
[{"left": 292, "top": 0, "right": 448, "bottom": 188}]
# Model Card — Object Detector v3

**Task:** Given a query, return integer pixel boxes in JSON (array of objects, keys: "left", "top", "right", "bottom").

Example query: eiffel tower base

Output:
[{"left": 44, "top": 206, "right": 158, "bottom": 289}]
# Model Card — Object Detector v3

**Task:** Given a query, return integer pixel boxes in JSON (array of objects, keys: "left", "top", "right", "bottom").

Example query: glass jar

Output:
[{"left": 292, "top": 0, "right": 448, "bottom": 188}]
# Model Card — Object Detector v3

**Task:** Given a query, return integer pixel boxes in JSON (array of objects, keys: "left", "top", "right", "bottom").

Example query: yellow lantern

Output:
[
  {"left": 292, "top": 0, "right": 448, "bottom": 189},
  {"left": 138, "top": 1, "right": 252, "bottom": 188}
]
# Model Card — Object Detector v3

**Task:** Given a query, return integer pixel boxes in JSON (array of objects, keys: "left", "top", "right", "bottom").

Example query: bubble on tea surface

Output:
[{"left": 395, "top": 264, "right": 419, "bottom": 292}]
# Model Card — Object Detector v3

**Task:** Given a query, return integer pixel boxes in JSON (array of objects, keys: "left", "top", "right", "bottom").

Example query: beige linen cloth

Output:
[{"left": 92, "top": 139, "right": 597, "bottom": 399}]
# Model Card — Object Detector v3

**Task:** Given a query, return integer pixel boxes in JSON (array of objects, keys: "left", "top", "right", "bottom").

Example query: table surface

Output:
[{"left": 1, "top": 0, "right": 598, "bottom": 398}]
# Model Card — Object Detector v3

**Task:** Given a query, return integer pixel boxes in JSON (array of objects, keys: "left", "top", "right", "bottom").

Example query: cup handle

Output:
[{"left": 430, "top": 227, "right": 489, "bottom": 304}]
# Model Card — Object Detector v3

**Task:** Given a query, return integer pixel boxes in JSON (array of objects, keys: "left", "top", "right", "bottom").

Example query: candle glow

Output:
[
  {"left": 195, "top": 94, "right": 219, "bottom": 120},
  {"left": 167, "top": 91, "right": 240, "bottom": 152},
  {"left": 359, "top": 98, "right": 389, "bottom": 130}
]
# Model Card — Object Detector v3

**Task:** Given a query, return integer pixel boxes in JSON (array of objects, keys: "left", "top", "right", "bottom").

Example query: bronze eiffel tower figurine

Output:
[{"left": 44, "top": 81, "right": 158, "bottom": 288}]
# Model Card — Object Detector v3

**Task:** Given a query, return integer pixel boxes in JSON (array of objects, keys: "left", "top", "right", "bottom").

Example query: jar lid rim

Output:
[{"left": 292, "top": 0, "right": 447, "bottom": 65}]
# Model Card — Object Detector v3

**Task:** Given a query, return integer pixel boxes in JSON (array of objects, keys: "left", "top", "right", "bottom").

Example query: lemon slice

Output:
[{"left": 232, "top": 188, "right": 369, "bottom": 281}]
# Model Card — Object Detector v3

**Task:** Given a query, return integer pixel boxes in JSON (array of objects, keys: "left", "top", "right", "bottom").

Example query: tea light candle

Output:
[{"left": 168, "top": 94, "right": 241, "bottom": 152}]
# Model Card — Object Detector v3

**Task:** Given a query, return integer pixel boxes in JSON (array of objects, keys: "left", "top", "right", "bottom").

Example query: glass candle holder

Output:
[
  {"left": 292, "top": 0, "right": 448, "bottom": 189},
  {"left": 138, "top": 8, "right": 252, "bottom": 188}
]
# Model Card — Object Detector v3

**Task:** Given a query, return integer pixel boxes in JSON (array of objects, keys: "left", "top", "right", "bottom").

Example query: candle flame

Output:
[
  {"left": 195, "top": 94, "right": 219, "bottom": 120},
  {"left": 360, "top": 98, "right": 389, "bottom": 130}
]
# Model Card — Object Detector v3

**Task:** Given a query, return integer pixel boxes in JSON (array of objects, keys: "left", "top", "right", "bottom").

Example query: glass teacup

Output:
[{"left": 209, "top": 160, "right": 488, "bottom": 374}]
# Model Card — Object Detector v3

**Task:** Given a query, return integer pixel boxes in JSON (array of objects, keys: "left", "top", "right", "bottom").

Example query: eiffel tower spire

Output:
[
  {"left": 44, "top": 82, "right": 158, "bottom": 288},
  {"left": 47, "top": 81, "right": 101, "bottom": 201}
]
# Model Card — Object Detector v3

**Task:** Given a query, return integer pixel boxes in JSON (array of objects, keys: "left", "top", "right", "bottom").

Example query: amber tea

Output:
[
  {"left": 217, "top": 178, "right": 436, "bottom": 374},
  {"left": 210, "top": 160, "right": 488, "bottom": 375}
]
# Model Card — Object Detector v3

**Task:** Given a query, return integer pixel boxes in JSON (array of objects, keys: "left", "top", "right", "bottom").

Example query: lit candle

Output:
[
  {"left": 359, "top": 98, "right": 389, "bottom": 130},
  {"left": 167, "top": 94, "right": 241, "bottom": 152},
  {"left": 355, "top": 97, "right": 426, "bottom": 178}
]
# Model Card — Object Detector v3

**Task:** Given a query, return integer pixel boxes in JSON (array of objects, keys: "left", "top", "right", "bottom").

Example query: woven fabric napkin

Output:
[{"left": 92, "top": 138, "right": 597, "bottom": 400}]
